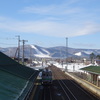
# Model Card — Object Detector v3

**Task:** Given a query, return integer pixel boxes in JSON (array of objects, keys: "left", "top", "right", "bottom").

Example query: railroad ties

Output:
[{"left": 28, "top": 65, "right": 100, "bottom": 100}]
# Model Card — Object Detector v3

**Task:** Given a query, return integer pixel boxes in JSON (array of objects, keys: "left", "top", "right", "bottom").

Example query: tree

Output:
[
  {"left": 90, "top": 53, "right": 95, "bottom": 64},
  {"left": 96, "top": 55, "right": 100, "bottom": 59}
]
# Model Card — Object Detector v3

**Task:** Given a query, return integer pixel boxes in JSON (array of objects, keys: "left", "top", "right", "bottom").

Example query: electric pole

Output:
[
  {"left": 16, "top": 35, "right": 20, "bottom": 63},
  {"left": 65, "top": 37, "right": 68, "bottom": 71},
  {"left": 20, "top": 40, "right": 28, "bottom": 65}
]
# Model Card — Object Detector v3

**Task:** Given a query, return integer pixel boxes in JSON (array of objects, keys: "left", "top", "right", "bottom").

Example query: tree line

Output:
[{"left": 90, "top": 53, "right": 100, "bottom": 63}]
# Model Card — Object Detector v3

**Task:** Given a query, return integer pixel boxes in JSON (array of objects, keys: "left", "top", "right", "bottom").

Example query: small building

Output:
[{"left": 81, "top": 66, "right": 100, "bottom": 87}]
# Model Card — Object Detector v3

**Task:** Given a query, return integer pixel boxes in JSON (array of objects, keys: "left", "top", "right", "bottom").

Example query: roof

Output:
[
  {"left": 0, "top": 70, "right": 27, "bottom": 100},
  {"left": 80, "top": 66, "right": 100, "bottom": 75},
  {"left": 0, "top": 52, "right": 39, "bottom": 100},
  {"left": 0, "top": 52, "right": 38, "bottom": 80}
]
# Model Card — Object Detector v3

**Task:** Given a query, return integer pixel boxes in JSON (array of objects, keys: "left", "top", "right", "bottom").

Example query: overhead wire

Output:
[
  {"left": 0, "top": 42, "right": 17, "bottom": 45},
  {"left": 0, "top": 37, "right": 17, "bottom": 46}
]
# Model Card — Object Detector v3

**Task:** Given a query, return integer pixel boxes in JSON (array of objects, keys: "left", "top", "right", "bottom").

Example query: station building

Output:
[{"left": 81, "top": 66, "right": 100, "bottom": 87}]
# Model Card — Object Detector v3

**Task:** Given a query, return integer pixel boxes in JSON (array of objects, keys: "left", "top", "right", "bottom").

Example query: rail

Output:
[
  {"left": 49, "top": 65, "right": 99, "bottom": 100},
  {"left": 43, "top": 86, "right": 53, "bottom": 100}
]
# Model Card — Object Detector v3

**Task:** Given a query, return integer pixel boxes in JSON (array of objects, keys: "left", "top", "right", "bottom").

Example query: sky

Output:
[{"left": 0, "top": 0, "right": 100, "bottom": 49}]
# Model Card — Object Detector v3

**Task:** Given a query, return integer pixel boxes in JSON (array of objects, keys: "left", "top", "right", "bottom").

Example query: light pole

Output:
[{"left": 65, "top": 37, "right": 68, "bottom": 71}]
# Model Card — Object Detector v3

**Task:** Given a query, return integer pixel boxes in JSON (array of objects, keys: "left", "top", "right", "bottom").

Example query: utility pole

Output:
[
  {"left": 30, "top": 46, "right": 32, "bottom": 63},
  {"left": 20, "top": 40, "right": 28, "bottom": 65},
  {"left": 65, "top": 37, "right": 68, "bottom": 71},
  {"left": 16, "top": 35, "right": 20, "bottom": 63}
]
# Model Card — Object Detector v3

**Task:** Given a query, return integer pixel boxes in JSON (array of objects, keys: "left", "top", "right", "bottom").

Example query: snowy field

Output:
[
  {"left": 52, "top": 61, "right": 98, "bottom": 72},
  {"left": 53, "top": 63, "right": 89, "bottom": 72},
  {"left": 27, "top": 61, "right": 93, "bottom": 72}
]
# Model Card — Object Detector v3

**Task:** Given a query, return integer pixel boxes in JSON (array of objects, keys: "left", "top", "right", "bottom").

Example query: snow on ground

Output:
[
  {"left": 27, "top": 60, "right": 96, "bottom": 73},
  {"left": 31, "top": 45, "right": 51, "bottom": 58},
  {"left": 27, "top": 65, "right": 46, "bottom": 70},
  {"left": 53, "top": 62, "right": 90, "bottom": 72},
  {"left": 31, "top": 62, "right": 88, "bottom": 72},
  {"left": 31, "top": 45, "right": 37, "bottom": 50},
  {"left": 84, "top": 51, "right": 93, "bottom": 55},
  {"left": 27, "top": 61, "right": 48, "bottom": 71},
  {"left": 41, "top": 48, "right": 50, "bottom": 55},
  {"left": 74, "top": 52, "right": 81, "bottom": 56},
  {"left": 34, "top": 54, "right": 50, "bottom": 58}
]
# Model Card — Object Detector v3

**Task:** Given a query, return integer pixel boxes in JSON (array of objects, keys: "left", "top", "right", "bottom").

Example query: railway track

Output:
[
  {"left": 49, "top": 65, "right": 99, "bottom": 100},
  {"left": 51, "top": 66, "right": 77, "bottom": 100},
  {"left": 28, "top": 65, "right": 99, "bottom": 100},
  {"left": 42, "top": 86, "right": 52, "bottom": 100},
  {"left": 58, "top": 80, "right": 77, "bottom": 100}
]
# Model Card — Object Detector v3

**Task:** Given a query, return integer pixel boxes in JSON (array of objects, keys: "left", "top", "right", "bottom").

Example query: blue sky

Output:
[{"left": 0, "top": 0, "right": 100, "bottom": 49}]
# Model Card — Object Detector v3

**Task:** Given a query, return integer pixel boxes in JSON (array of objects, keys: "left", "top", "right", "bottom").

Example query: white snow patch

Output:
[
  {"left": 84, "top": 51, "right": 93, "bottom": 55},
  {"left": 31, "top": 45, "right": 51, "bottom": 58},
  {"left": 34, "top": 54, "right": 51, "bottom": 58},
  {"left": 53, "top": 62, "right": 89, "bottom": 72},
  {"left": 74, "top": 52, "right": 81, "bottom": 56},
  {"left": 41, "top": 48, "right": 50, "bottom": 55},
  {"left": 31, "top": 45, "right": 37, "bottom": 50}
]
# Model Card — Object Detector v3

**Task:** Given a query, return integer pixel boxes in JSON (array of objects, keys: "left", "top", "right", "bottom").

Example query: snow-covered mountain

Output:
[
  {"left": 0, "top": 44, "right": 100, "bottom": 58},
  {"left": 30, "top": 45, "right": 50, "bottom": 58}
]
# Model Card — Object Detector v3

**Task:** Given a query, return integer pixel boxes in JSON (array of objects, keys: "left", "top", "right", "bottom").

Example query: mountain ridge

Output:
[{"left": 0, "top": 44, "right": 100, "bottom": 58}]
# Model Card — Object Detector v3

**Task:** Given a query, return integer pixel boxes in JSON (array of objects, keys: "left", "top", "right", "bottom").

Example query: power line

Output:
[
  {"left": 0, "top": 37, "right": 18, "bottom": 47},
  {"left": 0, "top": 42, "right": 17, "bottom": 45},
  {"left": 0, "top": 38, "right": 16, "bottom": 40}
]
